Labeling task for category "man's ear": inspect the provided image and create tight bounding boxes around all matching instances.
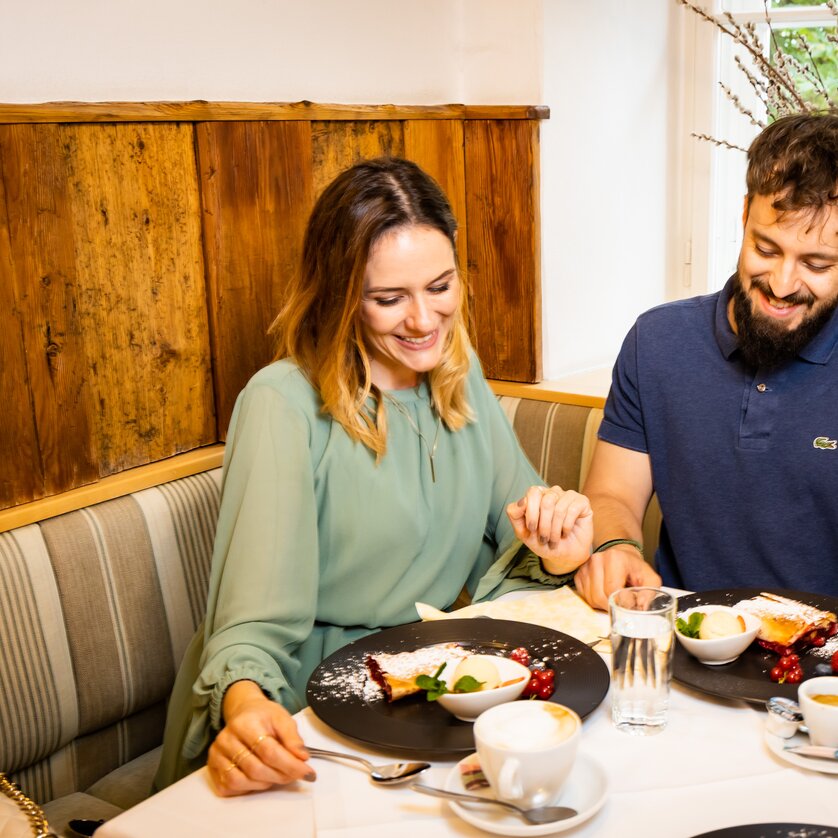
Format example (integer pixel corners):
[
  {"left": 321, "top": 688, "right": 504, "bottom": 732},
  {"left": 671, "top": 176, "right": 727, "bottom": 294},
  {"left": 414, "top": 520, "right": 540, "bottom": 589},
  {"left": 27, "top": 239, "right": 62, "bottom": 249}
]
[{"left": 742, "top": 195, "right": 750, "bottom": 226}]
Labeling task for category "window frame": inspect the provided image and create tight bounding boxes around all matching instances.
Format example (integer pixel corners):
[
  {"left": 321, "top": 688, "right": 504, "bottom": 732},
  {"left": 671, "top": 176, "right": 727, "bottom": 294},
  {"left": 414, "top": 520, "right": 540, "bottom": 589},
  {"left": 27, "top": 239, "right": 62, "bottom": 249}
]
[{"left": 679, "top": 1, "right": 837, "bottom": 296}]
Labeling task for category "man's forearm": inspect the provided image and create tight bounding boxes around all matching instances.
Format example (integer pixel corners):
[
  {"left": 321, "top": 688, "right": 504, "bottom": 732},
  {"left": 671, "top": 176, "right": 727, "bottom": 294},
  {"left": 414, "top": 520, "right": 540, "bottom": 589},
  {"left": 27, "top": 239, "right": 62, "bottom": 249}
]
[{"left": 588, "top": 492, "right": 645, "bottom": 549}]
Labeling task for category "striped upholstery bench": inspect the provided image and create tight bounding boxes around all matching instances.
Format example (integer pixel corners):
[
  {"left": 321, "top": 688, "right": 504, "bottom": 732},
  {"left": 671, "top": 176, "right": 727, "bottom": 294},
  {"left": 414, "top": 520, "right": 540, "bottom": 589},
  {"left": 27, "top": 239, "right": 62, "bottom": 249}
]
[
  {"left": 0, "top": 469, "right": 221, "bottom": 834},
  {"left": 0, "top": 391, "right": 660, "bottom": 836}
]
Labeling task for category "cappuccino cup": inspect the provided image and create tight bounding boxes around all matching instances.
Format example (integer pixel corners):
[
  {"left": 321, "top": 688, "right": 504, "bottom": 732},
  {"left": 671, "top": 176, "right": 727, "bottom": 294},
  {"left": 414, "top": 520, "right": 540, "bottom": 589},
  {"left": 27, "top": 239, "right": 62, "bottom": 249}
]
[
  {"left": 473, "top": 701, "right": 580, "bottom": 808},
  {"left": 798, "top": 676, "right": 838, "bottom": 748}
]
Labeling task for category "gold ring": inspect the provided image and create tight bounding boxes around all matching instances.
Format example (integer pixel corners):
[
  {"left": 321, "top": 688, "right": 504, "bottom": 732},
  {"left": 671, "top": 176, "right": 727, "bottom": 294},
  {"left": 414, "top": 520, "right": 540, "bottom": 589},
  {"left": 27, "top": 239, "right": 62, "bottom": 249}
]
[
  {"left": 223, "top": 760, "right": 238, "bottom": 774},
  {"left": 249, "top": 733, "right": 269, "bottom": 751},
  {"left": 230, "top": 746, "right": 251, "bottom": 767}
]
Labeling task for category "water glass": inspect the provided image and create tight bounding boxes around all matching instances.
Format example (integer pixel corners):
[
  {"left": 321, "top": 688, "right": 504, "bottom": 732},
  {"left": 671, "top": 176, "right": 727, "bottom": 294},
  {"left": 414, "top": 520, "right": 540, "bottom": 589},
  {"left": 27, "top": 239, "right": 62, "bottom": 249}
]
[{"left": 609, "top": 587, "right": 676, "bottom": 735}]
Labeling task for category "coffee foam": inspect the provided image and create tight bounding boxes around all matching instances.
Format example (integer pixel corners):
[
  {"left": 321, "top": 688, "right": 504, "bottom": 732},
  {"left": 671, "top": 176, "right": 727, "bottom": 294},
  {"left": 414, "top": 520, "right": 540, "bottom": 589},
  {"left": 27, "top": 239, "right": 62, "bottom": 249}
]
[{"left": 479, "top": 703, "right": 577, "bottom": 751}]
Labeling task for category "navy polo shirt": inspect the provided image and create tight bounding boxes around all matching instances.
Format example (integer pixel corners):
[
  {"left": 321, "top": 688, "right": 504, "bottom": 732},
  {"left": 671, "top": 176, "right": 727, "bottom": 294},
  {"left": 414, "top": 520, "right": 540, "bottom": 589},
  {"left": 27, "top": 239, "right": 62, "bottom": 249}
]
[{"left": 599, "top": 277, "right": 838, "bottom": 596}]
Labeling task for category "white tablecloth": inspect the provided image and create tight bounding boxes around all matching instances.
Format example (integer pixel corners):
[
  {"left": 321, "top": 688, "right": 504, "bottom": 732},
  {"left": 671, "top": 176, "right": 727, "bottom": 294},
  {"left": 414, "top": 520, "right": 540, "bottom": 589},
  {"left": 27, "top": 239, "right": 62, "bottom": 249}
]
[{"left": 97, "top": 671, "right": 838, "bottom": 837}]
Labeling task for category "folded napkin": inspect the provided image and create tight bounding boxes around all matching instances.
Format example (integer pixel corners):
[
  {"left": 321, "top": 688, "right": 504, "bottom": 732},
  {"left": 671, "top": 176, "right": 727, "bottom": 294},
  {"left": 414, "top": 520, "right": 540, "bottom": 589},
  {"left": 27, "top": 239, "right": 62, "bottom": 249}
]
[{"left": 415, "top": 586, "right": 609, "bottom": 648}]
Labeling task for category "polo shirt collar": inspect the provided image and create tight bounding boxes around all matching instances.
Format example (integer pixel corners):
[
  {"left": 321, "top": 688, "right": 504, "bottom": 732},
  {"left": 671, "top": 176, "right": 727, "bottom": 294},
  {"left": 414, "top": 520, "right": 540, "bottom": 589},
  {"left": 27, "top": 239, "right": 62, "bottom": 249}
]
[
  {"left": 715, "top": 274, "right": 838, "bottom": 365},
  {"left": 798, "top": 300, "right": 838, "bottom": 364},
  {"left": 714, "top": 277, "right": 739, "bottom": 361}
]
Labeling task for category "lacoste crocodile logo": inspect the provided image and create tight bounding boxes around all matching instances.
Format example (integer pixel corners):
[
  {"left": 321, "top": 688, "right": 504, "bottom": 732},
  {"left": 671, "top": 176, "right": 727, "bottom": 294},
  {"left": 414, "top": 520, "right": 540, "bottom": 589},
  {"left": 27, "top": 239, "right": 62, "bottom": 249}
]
[{"left": 813, "top": 436, "right": 837, "bottom": 450}]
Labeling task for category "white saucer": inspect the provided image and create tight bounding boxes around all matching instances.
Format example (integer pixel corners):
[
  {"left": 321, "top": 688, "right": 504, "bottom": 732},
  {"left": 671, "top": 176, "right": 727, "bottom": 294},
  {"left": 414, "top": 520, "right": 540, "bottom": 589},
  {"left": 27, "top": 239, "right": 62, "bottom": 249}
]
[
  {"left": 443, "top": 752, "right": 608, "bottom": 836},
  {"left": 764, "top": 729, "right": 838, "bottom": 775}
]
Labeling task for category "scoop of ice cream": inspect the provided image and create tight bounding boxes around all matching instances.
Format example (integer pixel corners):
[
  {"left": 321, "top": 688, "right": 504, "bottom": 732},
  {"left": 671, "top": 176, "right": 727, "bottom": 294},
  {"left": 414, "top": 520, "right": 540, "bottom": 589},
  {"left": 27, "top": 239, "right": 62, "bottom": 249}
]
[
  {"left": 699, "top": 609, "right": 746, "bottom": 640},
  {"left": 452, "top": 656, "right": 501, "bottom": 690}
]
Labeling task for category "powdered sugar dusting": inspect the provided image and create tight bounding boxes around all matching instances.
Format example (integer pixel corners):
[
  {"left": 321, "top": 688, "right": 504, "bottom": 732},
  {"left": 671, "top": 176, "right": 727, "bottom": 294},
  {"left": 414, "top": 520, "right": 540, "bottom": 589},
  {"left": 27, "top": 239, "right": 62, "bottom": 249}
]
[
  {"left": 308, "top": 637, "right": 588, "bottom": 705},
  {"left": 309, "top": 649, "right": 378, "bottom": 704},
  {"left": 810, "top": 631, "right": 838, "bottom": 660},
  {"left": 368, "top": 642, "right": 466, "bottom": 681},
  {"left": 735, "top": 592, "right": 835, "bottom": 625}
]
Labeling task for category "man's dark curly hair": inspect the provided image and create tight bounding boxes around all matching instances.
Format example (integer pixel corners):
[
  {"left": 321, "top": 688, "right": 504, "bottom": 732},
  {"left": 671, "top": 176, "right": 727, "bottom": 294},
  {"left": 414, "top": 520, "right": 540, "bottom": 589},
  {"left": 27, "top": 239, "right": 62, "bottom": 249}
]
[{"left": 746, "top": 112, "right": 838, "bottom": 218}]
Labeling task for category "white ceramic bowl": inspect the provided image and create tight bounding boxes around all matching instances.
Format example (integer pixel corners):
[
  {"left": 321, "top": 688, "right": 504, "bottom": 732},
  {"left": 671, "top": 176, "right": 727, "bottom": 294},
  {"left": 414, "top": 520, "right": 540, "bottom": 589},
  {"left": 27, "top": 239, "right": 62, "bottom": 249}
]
[
  {"left": 798, "top": 676, "right": 838, "bottom": 747},
  {"left": 436, "top": 654, "right": 531, "bottom": 721},
  {"left": 675, "top": 605, "right": 760, "bottom": 665}
]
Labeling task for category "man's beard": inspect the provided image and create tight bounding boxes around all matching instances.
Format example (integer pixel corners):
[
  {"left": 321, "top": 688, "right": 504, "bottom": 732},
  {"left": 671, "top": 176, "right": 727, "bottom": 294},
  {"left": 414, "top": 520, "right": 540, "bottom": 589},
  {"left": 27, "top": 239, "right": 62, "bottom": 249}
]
[{"left": 731, "top": 271, "right": 838, "bottom": 370}]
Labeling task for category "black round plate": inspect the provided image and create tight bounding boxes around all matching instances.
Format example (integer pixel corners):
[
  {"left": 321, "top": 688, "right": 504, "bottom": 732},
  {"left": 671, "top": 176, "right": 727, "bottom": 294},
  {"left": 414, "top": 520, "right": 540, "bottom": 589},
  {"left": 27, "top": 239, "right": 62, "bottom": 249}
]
[
  {"left": 673, "top": 588, "right": 838, "bottom": 704},
  {"left": 306, "top": 618, "right": 609, "bottom": 758},
  {"left": 691, "top": 825, "right": 838, "bottom": 838}
]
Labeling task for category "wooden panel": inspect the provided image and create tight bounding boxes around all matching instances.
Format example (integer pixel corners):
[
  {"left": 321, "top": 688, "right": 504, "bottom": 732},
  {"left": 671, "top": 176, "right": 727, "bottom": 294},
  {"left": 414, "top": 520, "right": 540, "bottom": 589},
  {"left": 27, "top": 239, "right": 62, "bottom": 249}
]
[
  {"left": 403, "top": 120, "right": 468, "bottom": 284},
  {"left": 0, "top": 143, "right": 42, "bottom": 505},
  {"left": 0, "top": 445, "right": 224, "bottom": 533},
  {"left": 0, "top": 105, "right": 548, "bottom": 513},
  {"left": 0, "top": 124, "right": 97, "bottom": 506},
  {"left": 311, "top": 121, "right": 405, "bottom": 198},
  {"left": 0, "top": 102, "right": 550, "bottom": 125},
  {"left": 465, "top": 120, "right": 542, "bottom": 382},
  {"left": 197, "top": 121, "right": 315, "bottom": 436},
  {"left": 489, "top": 380, "right": 605, "bottom": 410},
  {"left": 61, "top": 123, "right": 215, "bottom": 474}
]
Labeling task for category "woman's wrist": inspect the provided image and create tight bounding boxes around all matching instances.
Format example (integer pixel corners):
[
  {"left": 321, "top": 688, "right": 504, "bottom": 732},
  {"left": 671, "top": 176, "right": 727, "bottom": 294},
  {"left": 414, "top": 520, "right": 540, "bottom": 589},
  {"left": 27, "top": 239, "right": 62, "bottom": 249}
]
[{"left": 222, "top": 679, "right": 264, "bottom": 723}]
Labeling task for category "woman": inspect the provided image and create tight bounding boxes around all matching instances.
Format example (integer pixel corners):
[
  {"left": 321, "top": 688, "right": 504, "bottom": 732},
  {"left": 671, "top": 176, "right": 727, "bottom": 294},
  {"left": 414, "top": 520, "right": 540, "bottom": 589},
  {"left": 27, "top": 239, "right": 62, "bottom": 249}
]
[{"left": 153, "top": 157, "right": 593, "bottom": 795}]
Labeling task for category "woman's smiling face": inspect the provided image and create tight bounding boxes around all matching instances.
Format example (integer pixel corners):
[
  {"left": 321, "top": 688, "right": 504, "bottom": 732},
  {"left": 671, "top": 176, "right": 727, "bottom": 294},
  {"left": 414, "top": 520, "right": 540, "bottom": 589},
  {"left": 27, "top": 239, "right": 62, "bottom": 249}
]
[{"left": 360, "top": 224, "right": 460, "bottom": 390}]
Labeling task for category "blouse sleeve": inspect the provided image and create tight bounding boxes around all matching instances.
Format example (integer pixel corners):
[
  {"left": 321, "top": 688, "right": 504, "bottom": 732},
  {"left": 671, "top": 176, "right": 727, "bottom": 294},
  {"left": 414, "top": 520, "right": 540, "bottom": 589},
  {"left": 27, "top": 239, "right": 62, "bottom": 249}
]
[
  {"left": 465, "top": 364, "right": 576, "bottom": 602},
  {"left": 182, "top": 376, "right": 320, "bottom": 759}
]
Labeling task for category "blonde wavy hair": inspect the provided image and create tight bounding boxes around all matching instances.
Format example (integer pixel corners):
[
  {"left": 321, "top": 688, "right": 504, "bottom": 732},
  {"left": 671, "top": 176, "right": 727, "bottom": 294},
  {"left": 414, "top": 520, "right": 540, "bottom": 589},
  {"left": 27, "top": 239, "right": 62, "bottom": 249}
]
[{"left": 271, "top": 157, "right": 474, "bottom": 458}]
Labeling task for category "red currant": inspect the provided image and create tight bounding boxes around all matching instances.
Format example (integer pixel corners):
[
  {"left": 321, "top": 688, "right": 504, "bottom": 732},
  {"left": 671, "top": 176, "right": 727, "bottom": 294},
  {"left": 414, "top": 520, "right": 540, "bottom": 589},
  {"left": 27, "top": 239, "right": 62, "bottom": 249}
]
[
  {"left": 509, "top": 647, "right": 531, "bottom": 667},
  {"left": 811, "top": 636, "right": 826, "bottom": 648},
  {"left": 769, "top": 665, "right": 785, "bottom": 683},
  {"left": 522, "top": 675, "right": 540, "bottom": 697},
  {"left": 831, "top": 650, "right": 838, "bottom": 673},
  {"left": 534, "top": 668, "right": 555, "bottom": 685},
  {"left": 778, "top": 654, "right": 799, "bottom": 671},
  {"left": 785, "top": 667, "right": 803, "bottom": 684},
  {"left": 536, "top": 682, "right": 555, "bottom": 700}
]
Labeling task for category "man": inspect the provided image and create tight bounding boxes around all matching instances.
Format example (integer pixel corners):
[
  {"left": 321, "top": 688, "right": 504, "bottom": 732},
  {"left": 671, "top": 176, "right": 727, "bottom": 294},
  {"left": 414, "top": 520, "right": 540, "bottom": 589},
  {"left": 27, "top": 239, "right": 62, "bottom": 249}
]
[{"left": 574, "top": 112, "right": 838, "bottom": 609}]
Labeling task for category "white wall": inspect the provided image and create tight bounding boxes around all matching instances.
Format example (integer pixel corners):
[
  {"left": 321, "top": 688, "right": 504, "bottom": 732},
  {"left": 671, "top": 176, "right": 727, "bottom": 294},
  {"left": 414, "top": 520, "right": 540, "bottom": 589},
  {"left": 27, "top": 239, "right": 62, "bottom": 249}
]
[
  {"left": 0, "top": 0, "right": 541, "bottom": 105},
  {"left": 0, "top": 0, "right": 682, "bottom": 383},
  {"left": 540, "top": 0, "right": 682, "bottom": 378}
]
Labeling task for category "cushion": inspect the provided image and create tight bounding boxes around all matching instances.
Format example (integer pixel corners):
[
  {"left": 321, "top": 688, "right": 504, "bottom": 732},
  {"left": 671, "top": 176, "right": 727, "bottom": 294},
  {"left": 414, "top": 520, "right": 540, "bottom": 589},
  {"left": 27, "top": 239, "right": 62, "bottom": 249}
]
[
  {"left": 84, "top": 747, "right": 161, "bottom": 811},
  {"left": 1, "top": 470, "right": 220, "bottom": 802}
]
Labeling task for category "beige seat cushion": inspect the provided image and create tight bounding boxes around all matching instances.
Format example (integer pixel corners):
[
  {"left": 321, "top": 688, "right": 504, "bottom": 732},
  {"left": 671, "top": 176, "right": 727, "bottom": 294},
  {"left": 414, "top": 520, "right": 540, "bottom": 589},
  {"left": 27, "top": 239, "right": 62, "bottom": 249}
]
[
  {"left": 40, "top": 747, "right": 161, "bottom": 837},
  {"left": 85, "top": 746, "right": 162, "bottom": 811}
]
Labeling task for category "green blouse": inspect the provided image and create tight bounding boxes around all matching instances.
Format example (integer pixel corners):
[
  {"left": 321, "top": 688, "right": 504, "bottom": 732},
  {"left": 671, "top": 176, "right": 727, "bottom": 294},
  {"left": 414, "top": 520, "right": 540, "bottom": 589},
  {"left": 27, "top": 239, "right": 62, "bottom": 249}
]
[{"left": 154, "top": 354, "right": 571, "bottom": 788}]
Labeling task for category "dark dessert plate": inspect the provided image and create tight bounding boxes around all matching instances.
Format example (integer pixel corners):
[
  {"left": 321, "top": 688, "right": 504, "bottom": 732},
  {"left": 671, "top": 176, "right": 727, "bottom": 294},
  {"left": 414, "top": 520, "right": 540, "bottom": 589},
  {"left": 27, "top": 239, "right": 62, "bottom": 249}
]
[
  {"left": 306, "top": 618, "right": 609, "bottom": 757},
  {"left": 690, "top": 825, "right": 838, "bottom": 838},
  {"left": 673, "top": 588, "right": 838, "bottom": 704}
]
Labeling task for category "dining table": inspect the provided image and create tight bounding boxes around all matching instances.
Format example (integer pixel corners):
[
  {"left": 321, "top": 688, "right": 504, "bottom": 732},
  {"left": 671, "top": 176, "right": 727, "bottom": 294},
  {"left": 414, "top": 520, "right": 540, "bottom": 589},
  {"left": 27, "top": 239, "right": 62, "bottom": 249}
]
[{"left": 96, "top": 588, "right": 838, "bottom": 838}]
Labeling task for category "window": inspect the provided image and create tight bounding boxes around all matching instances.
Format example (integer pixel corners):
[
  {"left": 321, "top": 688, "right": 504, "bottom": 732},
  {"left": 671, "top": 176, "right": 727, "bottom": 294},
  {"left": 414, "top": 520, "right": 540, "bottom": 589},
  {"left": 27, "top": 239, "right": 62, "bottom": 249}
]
[{"left": 681, "top": 1, "right": 837, "bottom": 294}]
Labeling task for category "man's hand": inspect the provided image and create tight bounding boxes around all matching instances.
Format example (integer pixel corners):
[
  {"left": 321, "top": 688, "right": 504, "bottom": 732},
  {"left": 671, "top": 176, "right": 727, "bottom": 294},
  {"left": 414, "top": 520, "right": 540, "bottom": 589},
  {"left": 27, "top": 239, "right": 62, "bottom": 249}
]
[
  {"left": 573, "top": 544, "right": 661, "bottom": 611},
  {"left": 506, "top": 485, "right": 594, "bottom": 575}
]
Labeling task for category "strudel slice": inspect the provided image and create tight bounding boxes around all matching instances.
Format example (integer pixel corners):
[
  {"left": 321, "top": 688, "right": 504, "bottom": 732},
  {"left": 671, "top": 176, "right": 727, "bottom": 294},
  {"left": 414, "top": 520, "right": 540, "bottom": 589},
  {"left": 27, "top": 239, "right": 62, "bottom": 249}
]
[
  {"left": 366, "top": 642, "right": 468, "bottom": 701},
  {"left": 733, "top": 592, "right": 837, "bottom": 654}
]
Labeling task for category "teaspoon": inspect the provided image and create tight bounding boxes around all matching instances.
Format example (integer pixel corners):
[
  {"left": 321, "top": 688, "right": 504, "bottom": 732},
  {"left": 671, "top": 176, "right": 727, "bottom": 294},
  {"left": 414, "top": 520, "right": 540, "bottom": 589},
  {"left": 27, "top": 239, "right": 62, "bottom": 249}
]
[
  {"left": 411, "top": 782, "right": 578, "bottom": 825},
  {"left": 307, "top": 746, "right": 430, "bottom": 784}
]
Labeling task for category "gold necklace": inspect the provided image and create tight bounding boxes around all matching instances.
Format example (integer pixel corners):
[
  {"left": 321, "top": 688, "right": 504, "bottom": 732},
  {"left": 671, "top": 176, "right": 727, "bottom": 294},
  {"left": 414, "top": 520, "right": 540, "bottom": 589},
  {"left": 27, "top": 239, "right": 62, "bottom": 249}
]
[{"left": 386, "top": 395, "right": 442, "bottom": 482}]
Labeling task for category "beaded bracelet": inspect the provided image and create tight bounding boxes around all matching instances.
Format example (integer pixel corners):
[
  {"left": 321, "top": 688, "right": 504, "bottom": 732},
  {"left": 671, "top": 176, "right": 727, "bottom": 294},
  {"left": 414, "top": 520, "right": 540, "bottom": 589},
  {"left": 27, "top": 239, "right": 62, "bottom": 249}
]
[{"left": 592, "top": 538, "right": 644, "bottom": 557}]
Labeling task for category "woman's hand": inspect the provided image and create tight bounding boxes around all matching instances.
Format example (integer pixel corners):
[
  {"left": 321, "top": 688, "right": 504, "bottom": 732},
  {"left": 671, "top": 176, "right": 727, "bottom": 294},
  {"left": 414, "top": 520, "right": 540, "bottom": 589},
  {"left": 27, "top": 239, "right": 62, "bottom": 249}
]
[
  {"left": 208, "top": 680, "right": 315, "bottom": 796},
  {"left": 506, "top": 485, "right": 594, "bottom": 575}
]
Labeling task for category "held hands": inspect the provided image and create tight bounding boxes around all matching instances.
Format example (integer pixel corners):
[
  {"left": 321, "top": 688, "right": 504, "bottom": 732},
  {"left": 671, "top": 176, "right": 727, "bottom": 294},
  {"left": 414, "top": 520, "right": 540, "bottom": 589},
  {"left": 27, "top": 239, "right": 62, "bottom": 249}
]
[
  {"left": 209, "top": 680, "right": 314, "bottom": 796},
  {"left": 573, "top": 544, "right": 661, "bottom": 611},
  {"left": 506, "top": 485, "right": 594, "bottom": 575}
]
